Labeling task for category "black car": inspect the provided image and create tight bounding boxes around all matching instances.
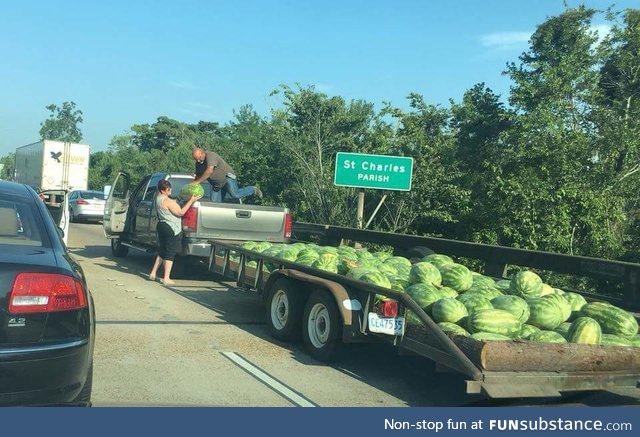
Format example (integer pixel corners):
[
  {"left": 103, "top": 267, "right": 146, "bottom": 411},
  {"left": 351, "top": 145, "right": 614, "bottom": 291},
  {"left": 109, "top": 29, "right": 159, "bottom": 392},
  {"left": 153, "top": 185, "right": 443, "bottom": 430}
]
[{"left": 0, "top": 181, "right": 95, "bottom": 406}]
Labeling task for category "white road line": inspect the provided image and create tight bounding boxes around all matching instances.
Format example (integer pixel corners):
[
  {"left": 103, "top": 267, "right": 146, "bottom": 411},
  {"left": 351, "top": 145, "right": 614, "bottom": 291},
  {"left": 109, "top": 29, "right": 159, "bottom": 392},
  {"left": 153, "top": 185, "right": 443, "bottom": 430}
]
[{"left": 221, "top": 352, "right": 317, "bottom": 407}]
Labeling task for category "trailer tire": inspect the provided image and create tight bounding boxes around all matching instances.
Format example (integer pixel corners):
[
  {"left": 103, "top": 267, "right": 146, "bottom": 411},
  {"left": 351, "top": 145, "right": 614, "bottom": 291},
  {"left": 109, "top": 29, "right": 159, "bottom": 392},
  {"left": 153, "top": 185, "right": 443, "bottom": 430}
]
[
  {"left": 111, "top": 238, "right": 129, "bottom": 257},
  {"left": 266, "top": 278, "right": 305, "bottom": 342},
  {"left": 406, "top": 246, "right": 435, "bottom": 263},
  {"left": 302, "top": 289, "right": 342, "bottom": 362}
]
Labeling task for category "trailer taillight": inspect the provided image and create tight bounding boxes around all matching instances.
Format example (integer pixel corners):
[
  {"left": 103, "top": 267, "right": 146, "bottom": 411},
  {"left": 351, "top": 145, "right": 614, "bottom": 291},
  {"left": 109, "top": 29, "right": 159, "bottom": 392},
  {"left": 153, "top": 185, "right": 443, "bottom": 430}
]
[
  {"left": 182, "top": 206, "right": 198, "bottom": 233},
  {"left": 377, "top": 300, "right": 398, "bottom": 318},
  {"left": 284, "top": 213, "right": 292, "bottom": 239}
]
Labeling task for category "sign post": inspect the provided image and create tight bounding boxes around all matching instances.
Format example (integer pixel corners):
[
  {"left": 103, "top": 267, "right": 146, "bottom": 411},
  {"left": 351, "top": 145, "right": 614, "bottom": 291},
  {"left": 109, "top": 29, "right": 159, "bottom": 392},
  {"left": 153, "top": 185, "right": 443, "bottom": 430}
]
[{"left": 334, "top": 152, "right": 414, "bottom": 229}]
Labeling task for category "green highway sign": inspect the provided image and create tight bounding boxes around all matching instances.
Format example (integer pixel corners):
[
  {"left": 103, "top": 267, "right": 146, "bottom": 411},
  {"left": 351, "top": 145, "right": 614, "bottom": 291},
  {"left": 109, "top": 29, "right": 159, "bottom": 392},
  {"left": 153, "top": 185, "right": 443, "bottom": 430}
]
[{"left": 334, "top": 152, "right": 414, "bottom": 191}]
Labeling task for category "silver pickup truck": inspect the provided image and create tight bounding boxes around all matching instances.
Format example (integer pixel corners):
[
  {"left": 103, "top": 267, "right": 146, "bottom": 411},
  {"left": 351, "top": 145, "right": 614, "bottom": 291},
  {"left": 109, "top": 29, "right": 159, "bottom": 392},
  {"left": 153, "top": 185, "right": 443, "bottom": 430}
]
[{"left": 103, "top": 171, "right": 291, "bottom": 260}]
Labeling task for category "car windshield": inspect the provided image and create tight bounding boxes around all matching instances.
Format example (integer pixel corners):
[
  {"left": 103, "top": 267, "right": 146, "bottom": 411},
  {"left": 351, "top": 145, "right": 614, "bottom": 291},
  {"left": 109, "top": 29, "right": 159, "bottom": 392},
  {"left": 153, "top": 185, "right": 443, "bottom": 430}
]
[
  {"left": 0, "top": 198, "right": 44, "bottom": 247},
  {"left": 80, "top": 191, "right": 107, "bottom": 200}
]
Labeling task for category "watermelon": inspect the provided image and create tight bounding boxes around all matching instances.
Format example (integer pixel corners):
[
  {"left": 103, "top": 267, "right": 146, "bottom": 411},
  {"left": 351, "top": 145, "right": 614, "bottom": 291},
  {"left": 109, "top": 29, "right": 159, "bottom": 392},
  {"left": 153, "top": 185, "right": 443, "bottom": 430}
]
[
  {"left": 346, "top": 266, "right": 377, "bottom": 280},
  {"left": 278, "top": 249, "right": 299, "bottom": 262},
  {"left": 568, "top": 317, "right": 602, "bottom": 344},
  {"left": 297, "top": 249, "right": 319, "bottom": 261},
  {"left": 457, "top": 294, "right": 493, "bottom": 314},
  {"left": 296, "top": 256, "right": 317, "bottom": 267},
  {"left": 467, "top": 309, "right": 522, "bottom": 337},
  {"left": 463, "top": 286, "right": 503, "bottom": 301},
  {"left": 179, "top": 183, "right": 205, "bottom": 201},
  {"left": 409, "top": 262, "right": 442, "bottom": 286},
  {"left": 376, "top": 263, "right": 398, "bottom": 276},
  {"left": 553, "top": 322, "right": 572, "bottom": 338},
  {"left": 471, "top": 332, "right": 512, "bottom": 341},
  {"left": 311, "top": 258, "right": 338, "bottom": 274},
  {"left": 317, "top": 246, "right": 339, "bottom": 254},
  {"left": 389, "top": 276, "right": 409, "bottom": 292},
  {"left": 495, "top": 279, "right": 512, "bottom": 291},
  {"left": 509, "top": 271, "right": 544, "bottom": 298},
  {"left": 440, "top": 263, "right": 473, "bottom": 291},
  {"left": 438, "top": 322, "right": 470, "bottom": 337},
  {"left": 372, "top": 251, "right": 392, "bottom": 261},
  {"left": 384, "top": 256, "right": 412, "bottom": 268},
  {"left": 471, "top": 274, "right": 496, "bottom": 288},
  {"left": 553, "top": 288, "right": 565, "bottom": 295},
  {"left": 529, "top": 330, "right": 567, "bottom": 344},
  {"left": 406, "top": 310, "right": 422, "bottom": 326},
  {"left": 490, "top": 295, "right": 530, "bottom": 324},
  {"left": 540, "top": 284, "right": 555, "bottom": 296},
  {"left": 518, "top": 324, "right": 541, "bottom": 340},
  {"left": 432, "top": 298, "right": 468, "bottom": 324},
  {"left": 359, "top": 271, "right": 391, "bottom": 289},
  {"left": 394, "top": 264, "right": 411, "bottom": 279},
  {"left": 405, "top": 283, "right": 443, "bottom": 311},
  {"left": 630, "top": 336, "right": 640, "bottom": 348},
  {"left": 563, "top": 292, "right": 587, "bottom": 312},
  {"left": 241, "top": 241, "right": 257, "bottom": 250},
  {"left": 253, "top": 242, "right": 273, "bottom": 252},
  {"left": 423, "top": 254, "right": 454, "bottom": 270},
  {"left": 601, "top": 334, "right": 633, "bottom": 347},
  {"left": 438, "top": 286, "right": 459, "bottom": 298},
  {"left": 543, "top": 293, "right": 572, "bottom": 322},
  {"left": 578, "top": 302, "right": 639, "bottom": 338},
  {"left": 526, "top": 297, "right": 565, "bottom": 330}
]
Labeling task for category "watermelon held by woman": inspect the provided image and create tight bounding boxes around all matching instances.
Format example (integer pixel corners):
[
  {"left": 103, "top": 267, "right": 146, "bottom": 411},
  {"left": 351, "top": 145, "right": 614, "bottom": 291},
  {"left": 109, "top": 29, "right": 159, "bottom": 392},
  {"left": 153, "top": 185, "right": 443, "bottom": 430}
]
[{"left": 180, "top": 183, "right": 205, "bottom": 201}]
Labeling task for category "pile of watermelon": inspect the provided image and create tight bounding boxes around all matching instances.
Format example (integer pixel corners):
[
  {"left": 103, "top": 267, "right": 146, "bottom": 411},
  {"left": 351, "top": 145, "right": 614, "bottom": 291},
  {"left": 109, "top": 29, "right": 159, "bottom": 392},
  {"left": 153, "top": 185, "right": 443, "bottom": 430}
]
[{"left": 235, "top": 241, "right": 640, "bottom": 348}]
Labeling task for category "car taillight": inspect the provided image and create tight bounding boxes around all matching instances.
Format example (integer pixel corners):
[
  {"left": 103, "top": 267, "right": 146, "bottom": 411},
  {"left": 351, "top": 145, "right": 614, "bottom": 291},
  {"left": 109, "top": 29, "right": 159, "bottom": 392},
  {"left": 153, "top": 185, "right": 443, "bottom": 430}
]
[
  {"left": 377, "top": 300, "right": 398, "bottom": 318},
  {"left": 183, "top": 206, "right": 198, "bottom": 233},
  {"left": 284, "top": 213, "right": 292, "bottom": 239},
  {"left": 9, "top": 273, "right": 87, "bottom": 314},
  {"left": 76, "top": 199, "right": 89, "bottom": 205}
]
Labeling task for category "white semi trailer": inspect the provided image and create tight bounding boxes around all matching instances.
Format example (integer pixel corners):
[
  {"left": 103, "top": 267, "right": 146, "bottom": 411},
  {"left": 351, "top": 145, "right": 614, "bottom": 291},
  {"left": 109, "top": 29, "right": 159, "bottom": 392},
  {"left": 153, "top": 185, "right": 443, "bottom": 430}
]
[{"left": 14, "top": 140, "right": 90, "bottom": 191}]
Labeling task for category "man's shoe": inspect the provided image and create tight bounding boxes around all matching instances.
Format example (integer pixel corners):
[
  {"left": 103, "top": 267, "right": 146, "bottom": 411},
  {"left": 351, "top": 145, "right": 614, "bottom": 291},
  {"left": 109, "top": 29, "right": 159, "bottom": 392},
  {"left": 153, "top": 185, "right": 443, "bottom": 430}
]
[{"left": 255, "top": 187, "right": 263, "bottom": 199}]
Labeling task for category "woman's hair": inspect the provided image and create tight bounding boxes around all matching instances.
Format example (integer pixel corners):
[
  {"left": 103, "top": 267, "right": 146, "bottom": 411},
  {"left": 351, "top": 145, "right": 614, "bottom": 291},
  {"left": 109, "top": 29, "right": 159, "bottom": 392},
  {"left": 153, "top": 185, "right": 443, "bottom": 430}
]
[{"left": 157, "top": 179, "right": 172, "bottom": 193}]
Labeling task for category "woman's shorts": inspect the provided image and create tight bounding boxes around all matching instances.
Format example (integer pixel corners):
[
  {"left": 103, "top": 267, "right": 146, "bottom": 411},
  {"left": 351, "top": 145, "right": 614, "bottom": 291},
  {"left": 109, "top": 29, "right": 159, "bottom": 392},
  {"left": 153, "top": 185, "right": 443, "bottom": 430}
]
[{"left": 157, "top": 221, "right": 182, "bottom": 261}]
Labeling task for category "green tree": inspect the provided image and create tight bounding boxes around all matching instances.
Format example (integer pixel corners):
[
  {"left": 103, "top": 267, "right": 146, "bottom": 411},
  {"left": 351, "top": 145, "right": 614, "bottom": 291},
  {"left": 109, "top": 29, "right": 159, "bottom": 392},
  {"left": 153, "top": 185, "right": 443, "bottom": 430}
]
[
  {"left": 39, "top": 101, "right": 84, "bottom": 142},
  {"left": 0, "top": 153, "right": 15, "bottom": 180}
]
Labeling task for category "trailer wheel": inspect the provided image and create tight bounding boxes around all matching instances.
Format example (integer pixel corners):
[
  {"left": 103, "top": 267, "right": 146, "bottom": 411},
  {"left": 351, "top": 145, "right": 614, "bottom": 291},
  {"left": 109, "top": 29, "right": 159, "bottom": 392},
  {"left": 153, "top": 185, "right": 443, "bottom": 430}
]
[
  {"left": 266, "top": 278, "right": 304, "bottom": 341},
  {"left": 111, "top": 238, "right": 129, "bottom": 257},
  {"left": 406, "top": 246, "right": 435, "bottom": 263},
  {"left": 302, "top": 289, "right": 342, "bottom": 362}
]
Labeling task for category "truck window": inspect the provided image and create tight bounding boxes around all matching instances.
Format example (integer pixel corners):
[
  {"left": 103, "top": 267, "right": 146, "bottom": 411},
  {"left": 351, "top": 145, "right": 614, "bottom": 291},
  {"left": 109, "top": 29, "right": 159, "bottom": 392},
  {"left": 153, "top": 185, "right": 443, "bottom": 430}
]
[
  {"left": 130, "top": 177, "right": 150, "bottom": 205},
  {"left": 143, "top": 185, "right": 156, "bottom": 202},
  {"left": 113, "top": 175, "right": 129, "bottom": 198},
  {"left": 168, "top": 179, "right": 211, "bottom": 200}
]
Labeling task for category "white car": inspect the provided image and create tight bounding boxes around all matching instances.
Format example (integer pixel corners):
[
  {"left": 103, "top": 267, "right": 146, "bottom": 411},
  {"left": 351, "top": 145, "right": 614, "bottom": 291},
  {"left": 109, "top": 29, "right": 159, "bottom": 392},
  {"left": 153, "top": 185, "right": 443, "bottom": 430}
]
[{"left": 69, "top": 190, "right": 106, "bottom": 223}]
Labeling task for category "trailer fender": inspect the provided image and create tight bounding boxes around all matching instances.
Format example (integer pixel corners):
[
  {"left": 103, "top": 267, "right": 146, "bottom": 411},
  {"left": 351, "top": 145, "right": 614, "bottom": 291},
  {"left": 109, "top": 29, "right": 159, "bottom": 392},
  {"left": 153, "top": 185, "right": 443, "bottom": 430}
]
[{"left": 264, "top": 270, "right": 365, "bottom": 342}]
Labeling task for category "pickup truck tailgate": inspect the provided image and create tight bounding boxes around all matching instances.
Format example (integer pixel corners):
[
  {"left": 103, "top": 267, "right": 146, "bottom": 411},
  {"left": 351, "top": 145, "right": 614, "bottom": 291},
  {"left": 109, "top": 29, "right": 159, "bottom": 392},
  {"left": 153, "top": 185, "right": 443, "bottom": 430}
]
[{"left": 195, "top": 201, "right": 289, "bottom": 242}]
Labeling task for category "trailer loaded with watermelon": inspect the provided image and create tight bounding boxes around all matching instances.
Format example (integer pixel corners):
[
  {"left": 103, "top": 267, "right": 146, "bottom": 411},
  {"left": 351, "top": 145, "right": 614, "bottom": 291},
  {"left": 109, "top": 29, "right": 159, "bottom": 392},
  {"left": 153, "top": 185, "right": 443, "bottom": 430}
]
[{"left": 206, "top": 222, "right": 640, "bottom": 399}]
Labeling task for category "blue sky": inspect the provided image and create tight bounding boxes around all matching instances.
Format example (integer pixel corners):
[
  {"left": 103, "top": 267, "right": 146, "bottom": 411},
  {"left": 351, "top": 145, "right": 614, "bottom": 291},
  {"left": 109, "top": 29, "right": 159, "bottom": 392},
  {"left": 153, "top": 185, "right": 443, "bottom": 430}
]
[{"left": 0, "top": 0, "right": 636, "bottom": 156}]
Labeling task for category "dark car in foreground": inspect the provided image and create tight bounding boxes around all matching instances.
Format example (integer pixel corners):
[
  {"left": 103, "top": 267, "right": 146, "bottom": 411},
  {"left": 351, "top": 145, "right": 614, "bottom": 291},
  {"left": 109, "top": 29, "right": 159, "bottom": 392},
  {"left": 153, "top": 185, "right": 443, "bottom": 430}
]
[{"left": 0, "top": 180, "right": 95, "bottom": 406}]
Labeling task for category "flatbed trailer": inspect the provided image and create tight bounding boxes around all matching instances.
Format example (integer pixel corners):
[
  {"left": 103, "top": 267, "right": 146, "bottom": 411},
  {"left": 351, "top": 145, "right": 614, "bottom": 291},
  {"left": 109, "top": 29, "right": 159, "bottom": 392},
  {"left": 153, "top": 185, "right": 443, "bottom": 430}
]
[{"left": 205, "top": 223, "right": 640, "bottom": 399}]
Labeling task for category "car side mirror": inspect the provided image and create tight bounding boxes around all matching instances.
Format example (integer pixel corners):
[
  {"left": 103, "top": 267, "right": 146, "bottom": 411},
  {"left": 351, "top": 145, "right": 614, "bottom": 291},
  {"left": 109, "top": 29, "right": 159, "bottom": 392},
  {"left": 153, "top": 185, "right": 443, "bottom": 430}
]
[{"left": 56, "top": 226, "right": 65, "bottom": 240}]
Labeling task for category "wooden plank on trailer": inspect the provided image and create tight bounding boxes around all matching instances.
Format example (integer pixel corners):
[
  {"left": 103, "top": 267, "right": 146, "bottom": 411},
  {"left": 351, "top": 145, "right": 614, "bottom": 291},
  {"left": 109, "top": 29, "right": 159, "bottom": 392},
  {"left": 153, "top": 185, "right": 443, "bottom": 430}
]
[{"left": 453, "top": 336, "right": 640, "bottom": 372}]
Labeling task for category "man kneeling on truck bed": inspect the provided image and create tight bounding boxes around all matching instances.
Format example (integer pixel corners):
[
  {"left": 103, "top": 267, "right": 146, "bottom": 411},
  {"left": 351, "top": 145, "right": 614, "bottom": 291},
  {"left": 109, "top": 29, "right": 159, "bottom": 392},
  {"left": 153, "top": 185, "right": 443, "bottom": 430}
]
[{"left": 191, "top": 146, "right": 263, "bottom": 202}]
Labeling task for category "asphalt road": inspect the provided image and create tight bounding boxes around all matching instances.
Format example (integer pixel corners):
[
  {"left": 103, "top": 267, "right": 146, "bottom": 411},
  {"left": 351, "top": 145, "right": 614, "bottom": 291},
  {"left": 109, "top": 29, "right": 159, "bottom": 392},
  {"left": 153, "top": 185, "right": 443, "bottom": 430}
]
[{"left": 67, "top": 223, "right": 640, "bottom": 407}]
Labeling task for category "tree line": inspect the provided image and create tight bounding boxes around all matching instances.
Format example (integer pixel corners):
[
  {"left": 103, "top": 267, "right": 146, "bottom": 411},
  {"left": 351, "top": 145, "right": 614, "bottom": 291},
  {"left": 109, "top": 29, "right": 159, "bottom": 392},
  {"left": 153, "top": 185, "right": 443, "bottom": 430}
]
[{"left": 2, "top": 6, "right": 639, "bottom": 289}]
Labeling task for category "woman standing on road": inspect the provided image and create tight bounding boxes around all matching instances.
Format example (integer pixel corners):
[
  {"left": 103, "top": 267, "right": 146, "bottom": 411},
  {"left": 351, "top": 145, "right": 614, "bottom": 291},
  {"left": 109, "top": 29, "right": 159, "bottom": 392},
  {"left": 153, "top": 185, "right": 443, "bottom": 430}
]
[{"left": 149, "top": 179, "right": 201, "bottom": 285}]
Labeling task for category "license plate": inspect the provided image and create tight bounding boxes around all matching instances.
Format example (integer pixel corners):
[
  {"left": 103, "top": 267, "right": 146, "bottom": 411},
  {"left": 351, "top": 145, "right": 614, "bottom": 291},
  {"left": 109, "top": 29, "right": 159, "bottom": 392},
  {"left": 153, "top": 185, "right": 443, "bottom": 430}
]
[{"left": 368, "top": 313, "right": 405, "bottom": 336}]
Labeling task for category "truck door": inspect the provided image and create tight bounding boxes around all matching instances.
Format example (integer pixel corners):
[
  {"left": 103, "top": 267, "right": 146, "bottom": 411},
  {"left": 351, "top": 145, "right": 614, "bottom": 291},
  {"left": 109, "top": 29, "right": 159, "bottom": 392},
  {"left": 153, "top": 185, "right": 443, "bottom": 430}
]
[
  {"left": 39, "top": 189, "right": 69, "bottom": 246},
  {"left": 103, "top": 172, "right": 130, "bottom": 237}
]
